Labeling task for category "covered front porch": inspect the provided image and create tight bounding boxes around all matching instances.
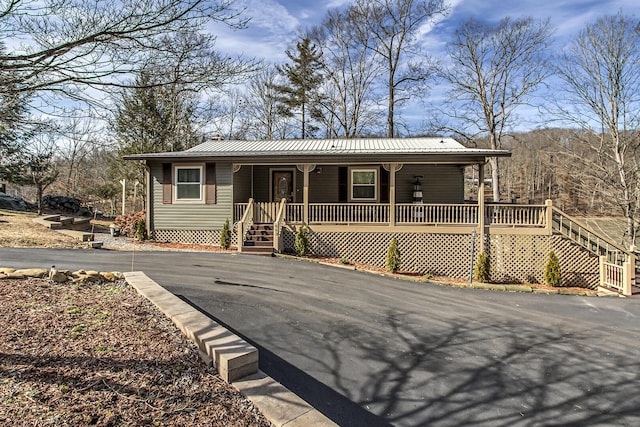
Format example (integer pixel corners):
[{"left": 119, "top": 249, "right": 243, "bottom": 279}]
[{"left": 232, "top": 161, "right": 552, "bottom": 253}]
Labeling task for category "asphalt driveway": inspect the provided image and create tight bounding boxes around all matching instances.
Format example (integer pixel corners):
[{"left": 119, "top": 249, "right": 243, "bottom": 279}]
[{"left": 2, "top": 247, "right": 640, "bottom": 426}]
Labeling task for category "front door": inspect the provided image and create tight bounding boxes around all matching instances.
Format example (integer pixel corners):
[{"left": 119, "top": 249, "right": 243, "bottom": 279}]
[{"left": 272, "top": 170, "right": 294, "bottom": 202}]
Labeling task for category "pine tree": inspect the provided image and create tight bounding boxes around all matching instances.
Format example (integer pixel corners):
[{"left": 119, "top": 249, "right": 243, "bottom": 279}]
[
  {"left": 386, "top": 237, "right": 401, "bottom": 273},
  {"left": 544, "top": 251, "right": 561, "bottom": 287},
  {"left": 271, "top": 37, "right": 324, "bottom": 139}
]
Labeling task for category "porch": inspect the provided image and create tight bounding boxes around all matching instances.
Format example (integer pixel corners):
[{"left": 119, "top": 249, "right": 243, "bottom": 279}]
[{"left": 234, "top": 199, "right": 637, "bottom": 296}]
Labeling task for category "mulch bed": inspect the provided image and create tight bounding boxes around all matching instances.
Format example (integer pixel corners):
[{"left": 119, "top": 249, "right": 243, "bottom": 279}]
[{"left": 0, "top": 278, "right": 270, "bottom": 426}]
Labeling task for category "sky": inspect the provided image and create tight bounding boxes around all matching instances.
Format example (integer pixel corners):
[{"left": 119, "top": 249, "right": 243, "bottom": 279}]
[
  {"left": 212, "top": 0, "right": 639, "bottom": 62},
  {"left": 206, "top": 0, "right": 638, "bottom": 133}
]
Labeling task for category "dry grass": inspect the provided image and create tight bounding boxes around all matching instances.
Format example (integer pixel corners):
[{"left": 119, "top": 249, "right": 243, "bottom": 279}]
[{"left": 0, "top": 210, "right": 88, "bottom": 249}]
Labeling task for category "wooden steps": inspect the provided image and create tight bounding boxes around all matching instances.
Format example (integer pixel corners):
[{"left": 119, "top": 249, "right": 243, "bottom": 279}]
[{"left": 241, "top": 224, "right": 274, "bottom": 256}]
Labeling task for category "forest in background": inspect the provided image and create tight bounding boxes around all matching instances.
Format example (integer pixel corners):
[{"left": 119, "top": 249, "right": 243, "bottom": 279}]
[{"left": 1, "top": 0, "right": 638, "bottom": 241}]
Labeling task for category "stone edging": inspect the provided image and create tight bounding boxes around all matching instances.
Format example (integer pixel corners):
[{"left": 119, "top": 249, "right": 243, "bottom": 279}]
[
  {"left": 273, "top": 254, "right": 617, "bottom": 297},
  {"left": 0, "top": 267, "right": 122, "bottom": 283},
  {"left": 123, "top": 271, "right": 337, "bottom": 427}
]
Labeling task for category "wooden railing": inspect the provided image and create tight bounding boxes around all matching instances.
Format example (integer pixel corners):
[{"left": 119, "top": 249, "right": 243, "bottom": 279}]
[
  {"left": 234, "top": 203, "right": 248, "bottom": 222},
  {"left": 308, "top": 203, "right": 389, "bottom": 224},
  {"left": 286, "top": 203, "right": 304, "bottom": 224},
  {"left": 236, "top": 198, "right": 254, "bottom": 252},
  {"left": 273, "top": 198, "right": 287, "bottom": 253},
  {"left": 551, "top": 207, "right": 628, "bottom": 262},
  {"left": 396, "top": 204, "right": 478, "bottom": 225},
  {"left": 254, "top": 202, "right": 280, "bottom": 223},
  {"left": 486, "top": 204, "right": 546, "bottom": 227},
  {"left": 600, "top": 256, "right": 634, "bottom": 296}
]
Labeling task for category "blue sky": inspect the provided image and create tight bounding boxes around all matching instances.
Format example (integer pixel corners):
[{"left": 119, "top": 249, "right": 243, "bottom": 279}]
[
  {"left": 207, "top": 0, "right": 638, "bottom": 132},
  {"left": 212, "top": 0, "right": 639, "bottom": 62}
]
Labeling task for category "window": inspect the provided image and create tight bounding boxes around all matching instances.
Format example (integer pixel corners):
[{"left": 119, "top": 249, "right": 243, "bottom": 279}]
[
  {"left": 175, "top": 166, "right": 203, "bottom": 201},
  {"left": 351, "top": 168, "right": 377, "bottom": 201}
]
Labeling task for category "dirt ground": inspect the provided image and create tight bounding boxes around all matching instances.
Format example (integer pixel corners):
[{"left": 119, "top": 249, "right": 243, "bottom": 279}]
[
  {"left": 0, "top": 277, "right": 270, "bottom": 426},
  {"left": 0, "top": 210, "right": 270, "bottom": 425}
]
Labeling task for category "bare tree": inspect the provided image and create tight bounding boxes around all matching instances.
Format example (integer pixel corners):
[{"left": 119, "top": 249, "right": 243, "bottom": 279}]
[
  {"left": 442, "top": 17, "right": 552, "bottom": 201},
  {"left": 243, "top": 68, "right": 293, "bottom": 140},
  {"left": 0, "top": 0, "right": 247, "bottom": 97},
  {"left": 554, "top": 12, "right": 640, "bottom": 245},
  {"left": 351, "top": 0, "right": 448, "bottom": 137},
  {"left": 311, "top": 6, "right": 383, "bottom": 137},
  {"left": 1, "top": 129, "right": 59, "bottom": 214},
  {"left": 56, "top": 117, "right": 103, "bottom": 197}
]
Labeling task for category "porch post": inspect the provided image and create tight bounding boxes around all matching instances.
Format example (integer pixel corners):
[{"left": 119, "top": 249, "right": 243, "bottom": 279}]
[
  {"left": 303, "top": 164, "right": 309, "bottom": 224},
  {"left": 477, "top": 163, "right": 486, "bottom": 254},
  {"left": 389, "top": 163, "right": 396, "bottom": 227}
]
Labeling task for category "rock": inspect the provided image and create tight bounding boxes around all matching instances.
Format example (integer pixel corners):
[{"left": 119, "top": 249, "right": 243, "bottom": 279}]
[
  {"left": 6, "top": 272, "right": 26, "bottom": 279},
  {"left": 0, "top": 194, "right": 32, "bottom": 211},
  {"left": 73, "top": 274, "right": 100, "bottom": 283},
  {"left": 99, "top": 272, "right": 116, "bottom": 282},
  {"left": 14, "top": 268, "right": 48, "bottom": 279},
  {"left": 0, "top": 268, "right": 16, "bottom": 274},
  {"left": 50, "top": 271, "right": 69, "bottom": 283}
]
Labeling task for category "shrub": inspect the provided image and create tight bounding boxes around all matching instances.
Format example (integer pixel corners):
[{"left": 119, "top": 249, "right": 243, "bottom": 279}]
[
  {"left": 386, "top": 237, "right": 401, "bottom": 273},
  {"left": 295, "top": 226, "right": 310, "bottom": 256},
  {"left": 114, "top": 210, "right": 145, "bottom": 238},
  {"left": 220, "top": 218, "right": 231, "bottom": 250},
  {"left": 474, "top": 252, "right": 490, "bottom": 282},
  {"left": 136, "top": 219, "right": 148, "bottom": 241},
  {"left": 544, "top": 251, "right": 562, "bottom": 287},
  {"left": 339, "top": 257, "right": 351, "bottom": 265},
  {"left": 423, "top": 273, "right": 433, "bottom": 280}
]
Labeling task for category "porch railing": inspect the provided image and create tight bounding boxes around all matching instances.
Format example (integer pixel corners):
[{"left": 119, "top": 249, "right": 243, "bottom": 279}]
[
  {"left": 254, "top": 202, "right": 280, "bottom": 223},
  {"left": 286, "top": 203, "right": 304, "bottom": 223},
  {"left": 234, "top": 202, "right": 550, "bottom": 227},
  {"left": 600, "top": 256, "right": 634, "bottom": 296},
  {"left": 486, "top": 204, "right": 546, "bottom": 227},
  {"left": 308, "top": 203, "right": 390, "bottom": 224},
  {"left": 396, "top": 204, "right": 478, "bottom": 225},
  {"left": 234, "top": 203, "right": 248, "bottom": 223}
]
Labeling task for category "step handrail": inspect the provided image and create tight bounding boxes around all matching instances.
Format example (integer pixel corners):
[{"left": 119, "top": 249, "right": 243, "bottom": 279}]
[
  {"left": 551, "top": 206, "right": 630, "bottom": 261},
  {"left": 237, "top": 198, "right": 254, "bottom": 252},
  {"left": 273, "top": 198, "right": 287, "bottom": 253}
]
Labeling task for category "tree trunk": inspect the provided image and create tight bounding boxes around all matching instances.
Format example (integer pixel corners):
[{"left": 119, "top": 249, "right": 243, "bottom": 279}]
[
  {"left": 36, "top": 184, "right": 43, "bottom": 216},
  {"left": 387, "top": 73, "right": 394, "bottom": 138}
]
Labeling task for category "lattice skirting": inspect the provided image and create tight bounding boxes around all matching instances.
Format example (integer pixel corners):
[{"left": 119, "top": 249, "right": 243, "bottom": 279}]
[
  {"left": 283, "top": 228, "right": 474, "bottom": 278},
  {"left": 153, "top": 229, "right": 238, "bottom": 247},
  {"left": 283, "top": 227, "right": 600, "bottom": 288}
]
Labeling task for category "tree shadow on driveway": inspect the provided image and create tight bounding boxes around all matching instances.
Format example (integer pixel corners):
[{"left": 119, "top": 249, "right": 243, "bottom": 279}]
[{"left": 183, "top": 296, "right": 640, "bottom": 427}]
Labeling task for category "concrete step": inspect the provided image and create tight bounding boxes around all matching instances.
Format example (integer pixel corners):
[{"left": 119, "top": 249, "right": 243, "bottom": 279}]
[
  {"left": 55, "top": 229, "right": 94, "bottom": 242},
  {"left": 241, "top": 246, "right": 273, "bottom": 256},
  {"left": 244, "top": 240, "right": 273, "bottom": 247}
]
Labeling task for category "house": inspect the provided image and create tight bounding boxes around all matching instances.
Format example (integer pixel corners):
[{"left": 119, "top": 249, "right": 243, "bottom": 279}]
[{"left": 125, "top": 137, "right": 636, "bottom": 295}]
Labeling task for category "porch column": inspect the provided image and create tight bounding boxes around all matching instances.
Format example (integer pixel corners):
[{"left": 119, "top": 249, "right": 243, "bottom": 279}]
[
  {"left": 389, "top": 162, "right": 396, "bottom": 227},
  {"left": 303, "top": 164, "right": 309, "bottom": 224},
  {"left": 477, "top": 163, "right": 486, "bottom": 254}
]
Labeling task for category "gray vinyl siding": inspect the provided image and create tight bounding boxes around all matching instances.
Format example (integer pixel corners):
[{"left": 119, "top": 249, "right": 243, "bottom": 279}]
[
  {"left": 309, "top": 165, "right": 339, "bottom": 202},
  {"left": 150, "top": 161, "right": 233, "bottom": 229},
  {"left": 395, "top": 165, "right": 464, "bottom": 203},
  {"left": 233, "top": 165, "right": 252, "bottom": 203}
]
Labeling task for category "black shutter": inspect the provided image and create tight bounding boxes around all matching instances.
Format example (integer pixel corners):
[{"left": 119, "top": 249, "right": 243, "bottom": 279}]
[{"left": 380, "top": 167, "right": 389, "bottom": 203}]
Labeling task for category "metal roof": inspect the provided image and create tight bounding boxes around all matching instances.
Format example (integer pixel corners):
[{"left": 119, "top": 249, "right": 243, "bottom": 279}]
[{"left": 124, "top": 137, "right": 511, "bottom": 160}]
